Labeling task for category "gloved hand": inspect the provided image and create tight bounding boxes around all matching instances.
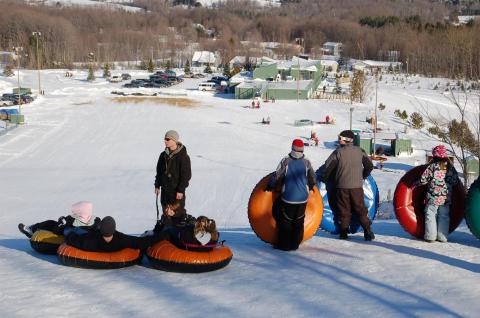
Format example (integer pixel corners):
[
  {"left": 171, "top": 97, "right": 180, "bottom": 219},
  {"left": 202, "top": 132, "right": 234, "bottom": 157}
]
[{"left": 57, "top": 216, "right": 67, "bottom": 226}]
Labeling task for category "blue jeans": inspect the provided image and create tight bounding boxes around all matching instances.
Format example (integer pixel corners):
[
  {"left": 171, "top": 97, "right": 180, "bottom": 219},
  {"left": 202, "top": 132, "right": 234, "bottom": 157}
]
[{"left": 424, "top": 204, "right": 449, "bottom": 242}]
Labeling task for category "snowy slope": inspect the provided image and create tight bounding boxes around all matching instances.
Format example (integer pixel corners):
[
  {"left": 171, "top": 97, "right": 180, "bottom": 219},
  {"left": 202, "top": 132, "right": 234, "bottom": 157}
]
[{"left": 0, "top": 70, "right": 479, "bottom": 317}]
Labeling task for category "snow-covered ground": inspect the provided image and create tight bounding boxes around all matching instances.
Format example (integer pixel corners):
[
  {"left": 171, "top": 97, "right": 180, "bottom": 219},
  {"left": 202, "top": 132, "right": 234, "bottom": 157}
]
[{"left": 0, "top": 70, "right": 479, "bottom": 317}]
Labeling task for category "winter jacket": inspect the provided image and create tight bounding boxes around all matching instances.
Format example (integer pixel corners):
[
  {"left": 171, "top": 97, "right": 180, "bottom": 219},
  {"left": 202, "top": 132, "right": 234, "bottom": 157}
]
[
  {"left": 321, "top": 143, "right": 373, "bottom": 189},
  {"left": 419, "top": 162, "right": 459, "bottom": 206},
  {"left": 65, "top": 229, "right": 168, "bottom": 252},
  {"left": 154, "top": 143, "right": 192, "bottom": 202},
  {"left": 267, "top": 154, "right": 316, "bottom": 204}
]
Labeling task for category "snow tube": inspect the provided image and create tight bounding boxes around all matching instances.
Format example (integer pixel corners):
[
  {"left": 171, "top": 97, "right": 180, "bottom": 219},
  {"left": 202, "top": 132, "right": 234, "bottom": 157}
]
[
  {"left": 146, "top": 240, "right": 233, "bottom": 273},
  {"left": 248, "top": 173, "right": 323, "bottom": 244},
  {"left": 393, "top": 165, "right": 465, "bottom": 238},
  {"left": 30, "top": 230, "right": 64, "bottom": 255},
  {"left": 57, "top": 244, "right": 142, "bottom": 269},
  {"left": 316, "top": 168, "right": 379, "bottom": 234},
  {"left": 465, "top": 177, "right": 480, "bottom": 239}
]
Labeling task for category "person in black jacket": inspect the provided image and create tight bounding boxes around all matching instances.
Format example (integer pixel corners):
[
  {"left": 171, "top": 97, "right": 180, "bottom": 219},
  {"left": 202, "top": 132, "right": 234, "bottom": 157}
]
[
  {"left": 65, "top": 216, "right": 168, "bottom": 252},
  {"left": 154, "top": 130, "right": 192, "bottom": 227}
]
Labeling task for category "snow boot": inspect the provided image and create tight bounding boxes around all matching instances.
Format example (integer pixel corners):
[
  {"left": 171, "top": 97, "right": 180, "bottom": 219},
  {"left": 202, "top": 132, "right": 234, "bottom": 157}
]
[
  {"left": 18, "top": 223, "right": 33, "bottom": 238},
  {"left": 364, "top": 229, "right": 375, "bottom": 241},
  {"left": 339, "top": 230, "right": 348, "bottom": 240}
]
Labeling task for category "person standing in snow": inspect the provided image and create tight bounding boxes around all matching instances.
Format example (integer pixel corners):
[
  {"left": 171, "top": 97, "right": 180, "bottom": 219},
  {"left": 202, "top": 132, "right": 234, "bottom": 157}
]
[
  {"left": 320, "top": 130, "right": 375, "bottom": 241},
  {"left": 417, "top": 145, "right": 459, "bottom": 243},
  {"left": 265, "top": 139, "right": 316, "bottom": 251},
  {"left": 154, "top": 130, "right": 192, "bottom": 228}
]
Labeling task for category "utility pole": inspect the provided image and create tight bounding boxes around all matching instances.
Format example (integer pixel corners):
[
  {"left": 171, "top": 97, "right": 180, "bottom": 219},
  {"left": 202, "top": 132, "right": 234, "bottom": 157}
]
[
  {"left": 373, "top": 68, "right": 379, "bottom": 156},
  {"left": 32, "top": 32, "right": 42, "bottom": 95},
  {"left": 13, "top": 46, "right": 23, "bottom": 114}
]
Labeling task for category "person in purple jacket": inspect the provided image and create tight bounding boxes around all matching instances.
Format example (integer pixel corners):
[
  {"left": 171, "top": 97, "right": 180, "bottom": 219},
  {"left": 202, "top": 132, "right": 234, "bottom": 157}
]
[{"left": 265, "top": 139, "right": 316, "bottom": 251}]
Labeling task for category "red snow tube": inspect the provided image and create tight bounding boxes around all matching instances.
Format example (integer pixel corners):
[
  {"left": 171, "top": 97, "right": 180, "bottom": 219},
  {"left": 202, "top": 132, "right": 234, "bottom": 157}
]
[
  {"left": 57, "top": 244, "right": 142, "bottom": 269},
  {"left": 393, "top": 165, "right": 465, "bottom": 238},
  {"left": 248, "top": 173, "right": 323, "bottom": 244}
]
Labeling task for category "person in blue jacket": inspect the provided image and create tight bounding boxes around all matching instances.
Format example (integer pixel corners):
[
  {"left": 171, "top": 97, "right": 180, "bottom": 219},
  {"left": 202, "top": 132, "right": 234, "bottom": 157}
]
[{"left": 265, "top": 139, "right": 316, "bottom": 251}]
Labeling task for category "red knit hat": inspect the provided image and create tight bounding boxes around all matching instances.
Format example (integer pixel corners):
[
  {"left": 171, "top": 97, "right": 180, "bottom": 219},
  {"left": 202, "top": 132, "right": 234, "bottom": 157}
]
[
  {"left": 432, "top": 145, "right": 448, "bottom": 159},
  {"left": 292, "top": 139, "right": 304, "bottom": 152}
]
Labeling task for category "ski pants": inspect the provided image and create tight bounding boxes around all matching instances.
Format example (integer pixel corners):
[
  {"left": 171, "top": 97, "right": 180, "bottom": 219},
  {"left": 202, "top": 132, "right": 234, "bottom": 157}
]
[
  {"left": 275, "top": 200, "right": 307, "bottom": 251},
  {"left": 335, "top": 188, "right": 371, "bottom": 233}
]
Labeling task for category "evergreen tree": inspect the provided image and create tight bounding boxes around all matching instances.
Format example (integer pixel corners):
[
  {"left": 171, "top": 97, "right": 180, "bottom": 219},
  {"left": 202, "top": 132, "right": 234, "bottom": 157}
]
[
  {"left": 147, "top": 59, "right": 154, "bottom": 73},
  {"left": 165, "top": 60, "right": 172, "bottom": 71},
  {"left": 204, "top": 63, "right": 212, "bottom": 74},
  {"left": 103, "top": 63, "right": 111, "bottom": 78},
  {"left": 223, "top": 63, "right": 231, "bottom": 78},
  {"left": 140, "top": 60, "right": 148, "bottom": 70},
  {"left": 184, "top": 59, "right": 191, "bottom": 74},
  {"left": 87, "top": 64, "right": 95, "bottom": 81},
  {"left": 3, "top": 64, "right": 14, "bottom": 77}
]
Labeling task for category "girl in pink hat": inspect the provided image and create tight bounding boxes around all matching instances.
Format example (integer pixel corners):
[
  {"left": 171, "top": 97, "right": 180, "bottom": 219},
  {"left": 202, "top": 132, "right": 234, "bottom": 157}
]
[
  {"left": 418, "top": 145, "right": 460, "bottom": 242},
  {"left": 18, "top": 201, "right": 100, "bottom": 238}
]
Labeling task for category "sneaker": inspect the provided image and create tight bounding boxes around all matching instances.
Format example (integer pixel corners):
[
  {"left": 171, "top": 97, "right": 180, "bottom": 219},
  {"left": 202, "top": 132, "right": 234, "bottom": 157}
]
[
  {"left": 436, "top": 238, "right": 448, "bottom": 243},
  {"left": 339, "top": 231, "right": 348, "bottom": 240},
  {"left": 364, "top": 230, "right": 375, "bottom": 241},
  {"left": 18, "top": 223, "right": 33, "bottom": 238}
]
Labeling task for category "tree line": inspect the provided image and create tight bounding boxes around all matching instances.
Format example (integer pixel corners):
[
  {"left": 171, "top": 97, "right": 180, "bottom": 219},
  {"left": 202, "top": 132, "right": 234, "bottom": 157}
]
[{"left": 1, "top": 0, "right": 479, "bottom": 79}]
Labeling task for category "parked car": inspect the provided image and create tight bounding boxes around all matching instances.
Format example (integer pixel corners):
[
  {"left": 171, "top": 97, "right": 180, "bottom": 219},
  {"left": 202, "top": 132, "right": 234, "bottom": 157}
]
[
  {"left": 0, "top": 99, "right": 14, "bottom": 106},
  {"left": 121, "top": 73, "right": 131, "bottom": 80},
  {"left": 198, "top": 82, "right": 218, "bottom": 91},
  {"left": 2, "top": 93, "right": 33, "bottom": 104},
  {"left": 109, "top": 76, "right": 123, "bottom": 83}
]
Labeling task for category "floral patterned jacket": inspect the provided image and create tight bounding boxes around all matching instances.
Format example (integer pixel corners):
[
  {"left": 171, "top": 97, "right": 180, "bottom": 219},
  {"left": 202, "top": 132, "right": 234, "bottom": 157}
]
[{"left": 419, "top": 162, "right": 459, "bottom": 206}]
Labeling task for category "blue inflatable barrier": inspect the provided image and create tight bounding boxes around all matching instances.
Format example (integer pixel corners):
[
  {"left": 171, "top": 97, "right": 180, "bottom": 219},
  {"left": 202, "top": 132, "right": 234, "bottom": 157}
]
[
  {"left": 316, "top": 167, "right": 379, "bottom": 234},
  {"left": 0, "top": 109, "right": 19, "bottom": 115}
]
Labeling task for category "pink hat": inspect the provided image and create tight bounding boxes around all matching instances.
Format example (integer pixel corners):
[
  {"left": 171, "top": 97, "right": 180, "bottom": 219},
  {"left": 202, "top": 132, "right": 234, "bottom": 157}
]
[
  {"left": 71, "top": 201, "right": 93, "bottom": 223},
  {"left": 432, "top": 145, "right": 448, "bottom": 159}
]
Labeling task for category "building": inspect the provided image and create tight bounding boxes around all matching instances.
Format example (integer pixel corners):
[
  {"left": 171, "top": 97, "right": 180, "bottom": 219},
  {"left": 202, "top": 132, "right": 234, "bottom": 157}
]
[
  {"left": 192, "top": 51, "right": 218, "bottom": 67},
  {"left": 321, "top": 42, "right": 343, "bottom": 58},
  {"left": 353, "top": 60, "right": 403, "bottom": 73},
  {"left": 229, "top": 56, "right": 261, "bottom": 70},
  {"left": 234, "top": 56, "right": 324, "bottom": 100}
]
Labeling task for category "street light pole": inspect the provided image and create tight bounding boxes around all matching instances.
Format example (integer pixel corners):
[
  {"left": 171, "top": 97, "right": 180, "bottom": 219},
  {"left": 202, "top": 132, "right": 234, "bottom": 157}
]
[
  {"left": 349, "top": 107, "right": 354, "bottom": 130},
  {"left": 13, "top": 46, "right": 23, "bottom": 114},
  {"left": 32, "top": 32, "right": 42, "bottom": 95}
]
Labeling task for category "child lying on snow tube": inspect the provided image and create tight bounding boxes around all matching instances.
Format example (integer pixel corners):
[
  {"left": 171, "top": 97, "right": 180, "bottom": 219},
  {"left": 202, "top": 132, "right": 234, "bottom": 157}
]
[
  {"left": 65, "top": 216, "right": 167, "bottom": 253},
  {"left": 151, "top": 201, "right": 219, "bottom": 251},
  {"left": 18, "top": 201, "right": 100, "bottom": 238}
]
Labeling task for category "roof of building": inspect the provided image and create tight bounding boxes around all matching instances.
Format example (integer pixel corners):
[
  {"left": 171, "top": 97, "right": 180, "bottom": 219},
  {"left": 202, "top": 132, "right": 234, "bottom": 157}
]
[
  {"left": 192, "top": 51, "right": 216, "bottom": 63},
  {"left": 237, "top": 79, "right": 311, "bottom": 90}
]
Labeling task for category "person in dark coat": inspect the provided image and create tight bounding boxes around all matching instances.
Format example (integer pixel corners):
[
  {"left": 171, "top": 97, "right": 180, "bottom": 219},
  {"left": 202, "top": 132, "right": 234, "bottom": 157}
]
[
  {"left": 321, "top": 130, "right": 375, "bottom": 240},
  {"left": 65, "top": 216, "right": 167, "bottom": 252},
  {"left": 265, "top": 139, "right": 316, "bottom": 251},
  {"left": 154, "top": 130, "right": 192, "bottom": 227}
]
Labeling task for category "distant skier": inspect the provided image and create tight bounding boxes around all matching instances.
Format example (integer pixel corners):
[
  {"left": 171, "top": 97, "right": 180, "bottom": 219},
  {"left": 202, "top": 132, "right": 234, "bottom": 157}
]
[
  {"left": 265, "top": 139, "right": 316, "bottom": 251},
  {"left": 154, "top": 130, "right": 191, "bottom": 229},
  {"left": 320, "top": 130, "right": 375, "bottom": 241}
]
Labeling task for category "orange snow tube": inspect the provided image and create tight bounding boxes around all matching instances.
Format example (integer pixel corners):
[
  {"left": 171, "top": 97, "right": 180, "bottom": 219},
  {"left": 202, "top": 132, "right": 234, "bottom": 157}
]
[
  {"left": 57, "top": 243, "right": 142, "bottom": 269},
  {"left": 248, "top": 173, "right": 323, "bottom": 244},
  {"left": 147, "top": 240, "right": 233, "bottom": 273}
]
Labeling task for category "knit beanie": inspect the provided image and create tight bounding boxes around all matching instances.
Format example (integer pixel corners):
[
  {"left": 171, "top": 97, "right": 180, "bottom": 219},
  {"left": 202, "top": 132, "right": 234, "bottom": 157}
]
[
  {"left": 292, "top": 139, "right": 305, "bottom": 152},
  {"left": 432, "top": 145, "right": 448, "bottom": 159},
  {"left": 339, "top": 130, "right": 355, "bottom": 142},
  {"left": 70, "top": 201, "right": 93, "bottom": 224},
  {"left": 165, "top": 130, "right": 179, "bottom": 143},
  {"left": 100, "top": 216, "right": 116, "bottom": 236}
]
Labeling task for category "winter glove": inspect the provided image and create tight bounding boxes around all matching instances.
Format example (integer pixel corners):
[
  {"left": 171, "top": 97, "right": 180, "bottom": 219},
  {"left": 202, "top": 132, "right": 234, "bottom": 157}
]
[{"left": 57, "top": 216, "right": 67, "bottom": 226}]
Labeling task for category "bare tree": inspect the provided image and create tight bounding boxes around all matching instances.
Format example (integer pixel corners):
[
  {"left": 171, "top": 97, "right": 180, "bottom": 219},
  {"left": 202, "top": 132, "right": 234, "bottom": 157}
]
[{"left": 419, "top": 89, "right": 479, "bottom": 186}]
